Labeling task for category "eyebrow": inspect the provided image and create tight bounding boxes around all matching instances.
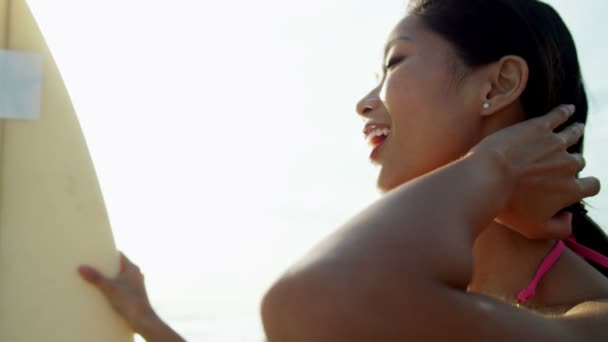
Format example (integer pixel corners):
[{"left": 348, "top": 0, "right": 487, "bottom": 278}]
[{"left": 384, "top": 35, "right": 413, "bottom": 57}]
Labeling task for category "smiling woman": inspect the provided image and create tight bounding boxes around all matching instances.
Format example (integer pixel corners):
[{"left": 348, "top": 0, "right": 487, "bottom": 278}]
[
  {"left": 261, "top": 0, "right": 608, "bottom": 340},
  {"left": 18, "top": 0, "right": 608, "bottom": 341}
]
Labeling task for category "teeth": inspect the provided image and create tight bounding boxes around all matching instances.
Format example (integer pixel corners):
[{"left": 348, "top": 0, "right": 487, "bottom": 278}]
[
  {"left": 365, "top": 127, "right": 391, "bottom": 144},
  {"left": 371, "top": 128, "right": 390, "bottom": 137}
]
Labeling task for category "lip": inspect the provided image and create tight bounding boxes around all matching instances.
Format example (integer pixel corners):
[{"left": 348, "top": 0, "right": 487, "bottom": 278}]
[
  {"left": 369, "top": 135, "right": 388, "bottom": 161},
  {"left": 364, "top": 122, "right": 391, "bottom": 162}
]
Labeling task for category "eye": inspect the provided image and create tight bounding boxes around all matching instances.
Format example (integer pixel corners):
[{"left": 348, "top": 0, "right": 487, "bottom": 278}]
[
  {"left": 377, "top": 56, "right": 406, "bottom": 84},
  {"left": 385, "top": 56, "right": 405, "bottom": 70}
]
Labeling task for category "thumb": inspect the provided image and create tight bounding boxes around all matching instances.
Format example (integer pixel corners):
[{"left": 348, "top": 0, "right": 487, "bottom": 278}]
[{"left": 543, "top": 211, "right": 573, "bottom": 239}]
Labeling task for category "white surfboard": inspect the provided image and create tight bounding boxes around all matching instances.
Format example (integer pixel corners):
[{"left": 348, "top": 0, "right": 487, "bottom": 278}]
[{"left": 0, "top": 1, "right": 134, "bottom": 341}]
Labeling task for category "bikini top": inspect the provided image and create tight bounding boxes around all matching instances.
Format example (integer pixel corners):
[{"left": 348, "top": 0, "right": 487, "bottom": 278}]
[{"left": 517, "top": 235, "right": 608, "bottom": 304}]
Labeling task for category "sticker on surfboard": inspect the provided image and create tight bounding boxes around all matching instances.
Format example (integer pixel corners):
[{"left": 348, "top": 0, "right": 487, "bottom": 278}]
[{"left": 0, "top": 49, "right": 42, "bottom": 120}]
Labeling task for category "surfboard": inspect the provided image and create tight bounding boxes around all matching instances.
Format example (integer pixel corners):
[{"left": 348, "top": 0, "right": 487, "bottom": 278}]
[{"left": 0, "top": 1, "right": 134, "bottom": 341}]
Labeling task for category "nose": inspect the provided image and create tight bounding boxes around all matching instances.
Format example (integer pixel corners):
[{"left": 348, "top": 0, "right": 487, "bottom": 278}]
[{"left": 356, "top": 87, "right": 382, "bottom": 118}]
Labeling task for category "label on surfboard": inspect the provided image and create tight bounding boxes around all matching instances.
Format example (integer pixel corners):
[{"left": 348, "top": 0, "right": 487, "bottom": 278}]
[{"left": 0, "top": 49, "right": 42, "bottom": 120}]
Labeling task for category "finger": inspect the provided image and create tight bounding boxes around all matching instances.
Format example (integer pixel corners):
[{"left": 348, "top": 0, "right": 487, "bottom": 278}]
[
  {"left": 556, "top": 153, "right": 586, "bottom": 175},
  {"left": 120, "top": 253, "right": 140, "bottom": 272},
  {"left": 78, "top": 266, "right": 118, "bottom": 294},
  {"left": 543, "top": 211, "right": 573, "bottom": 240},
  {"left": 119, "top": 253, "right": 128, "bottom": 273},
  {"left": 578, "top": 177, "right": 601, "bottom": 198},
  {"left": 542, "top": 104, "right": 576, "bottom": 130},
  {"left": 121, "top": 253, "right": 143, "bottom": 276},
  {"left": 527, "top": 152, "right": 584, "bottom": 176},
  {"left": 555, "top": 123, "right": 584, "bottom": 148},
  {"left": 572, "top": 153, "right": 586, "bottom": 173},
  {"left": 120, "top": 252, "right": 135, "bottom": 267},
  {"left": 78, "top": 265, "right": 101, "bottom": 283}
]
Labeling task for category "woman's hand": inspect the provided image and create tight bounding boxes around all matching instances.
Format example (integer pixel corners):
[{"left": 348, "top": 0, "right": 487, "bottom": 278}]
[
  {"left": 470, "top": 104, "right": 601, "bottom": 239},
  {"left": 78, "top": 254, "right": 187, "bottom": 342},
  {"left": 78, "top": 253, "right": 158, "bottom": 333}
]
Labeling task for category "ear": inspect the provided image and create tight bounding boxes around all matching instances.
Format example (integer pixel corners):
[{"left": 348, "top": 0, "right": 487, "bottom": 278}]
[{"left": 480, "top": 55, "right": 529, "bottom": 116}]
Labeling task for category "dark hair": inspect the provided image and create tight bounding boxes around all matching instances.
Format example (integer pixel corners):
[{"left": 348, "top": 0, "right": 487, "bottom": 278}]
[{"left": 408, "top": 0, "right": 608, "bottom": 276}]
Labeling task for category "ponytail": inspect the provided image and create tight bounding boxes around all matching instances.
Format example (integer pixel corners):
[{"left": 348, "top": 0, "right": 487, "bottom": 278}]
[{"left": 569, "top": 202, "right": 608, "bottom": 277}]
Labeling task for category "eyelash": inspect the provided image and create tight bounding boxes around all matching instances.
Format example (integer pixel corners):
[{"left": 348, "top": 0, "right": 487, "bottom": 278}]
[
  {"left": 378, "top": 56, "right": 406, "bottom": 82},
  {"left": 385, "top": 56, "right": 405, "bottom": 70}
]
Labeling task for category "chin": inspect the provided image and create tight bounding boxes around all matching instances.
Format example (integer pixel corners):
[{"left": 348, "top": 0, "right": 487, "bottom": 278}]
[
  {"left": 376, "top": 168, "right": 407, "bottom": 193},
  {"left": 376, "top": 180, "right": 390, "bottom": 194},
  {"left": 376, "top": 163, "right": 429, "bottom": 194}
]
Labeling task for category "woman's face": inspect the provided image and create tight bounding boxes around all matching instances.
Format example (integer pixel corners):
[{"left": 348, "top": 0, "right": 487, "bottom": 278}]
[{"left": 357, "top": 16, "right": 488, "bottom": 192}]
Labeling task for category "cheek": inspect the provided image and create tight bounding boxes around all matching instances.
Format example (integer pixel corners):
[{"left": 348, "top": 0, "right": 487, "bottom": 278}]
[
  {"left": 379, "top": 64, "right": 482, "bottom": 184},
  {"left": 381, "top": 59, "right": 449, "bottom": 118},
  {"left": 382, "top": 62, "right": 471, "bottom": 146}
]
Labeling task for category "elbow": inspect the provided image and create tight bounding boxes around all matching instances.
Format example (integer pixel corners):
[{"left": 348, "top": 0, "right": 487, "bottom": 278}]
[
  {"left": 260, "top": 276, "right": 289, "bottom": 341},
  {"left": 261, "top": 268, "right": 412, "bottom": 342},
  {"left": 261, "top": 271, "right": 354, "bottom": 342},
  {"left": 260, "top": 274, "right": 314, "bottom": 342}
]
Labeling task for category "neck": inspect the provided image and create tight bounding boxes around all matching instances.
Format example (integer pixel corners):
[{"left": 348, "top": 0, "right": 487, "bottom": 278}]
[{"left": 467, "top": 221, "right": 556, "bottom": 302}]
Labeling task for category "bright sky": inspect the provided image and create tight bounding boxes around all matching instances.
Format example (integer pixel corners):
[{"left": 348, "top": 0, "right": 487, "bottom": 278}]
[{"left": 28, "top": 0, "right": 608, "bottom": 340}]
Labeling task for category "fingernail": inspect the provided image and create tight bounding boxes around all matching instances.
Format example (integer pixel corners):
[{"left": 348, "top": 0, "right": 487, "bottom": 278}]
[
  {"left": 567, "top": 104, "right": 576, "bottom": 113},
  {"left": 78, "top": 266, "right": 96, "bottom": 279}
]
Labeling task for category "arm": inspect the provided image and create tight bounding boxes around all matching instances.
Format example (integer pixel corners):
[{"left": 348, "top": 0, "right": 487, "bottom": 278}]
[
  {"left": 261, "top": 106, "right": 601, "bottom": 341},
  {"left": 135, "top": 314, "right": 188, "bottom": 342},
  {"left": 262, "top": 153, "right": 568, "bottom": 342}
]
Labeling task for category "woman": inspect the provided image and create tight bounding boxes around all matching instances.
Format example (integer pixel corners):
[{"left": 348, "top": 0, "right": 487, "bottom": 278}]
[{"left": 79, "top": 0, "right": 608, "bottom": 340}]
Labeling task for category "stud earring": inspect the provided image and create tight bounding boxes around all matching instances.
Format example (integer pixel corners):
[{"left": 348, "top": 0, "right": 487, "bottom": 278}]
[{"left": 483, "top": 102, "right": 491, "bottom": 109}]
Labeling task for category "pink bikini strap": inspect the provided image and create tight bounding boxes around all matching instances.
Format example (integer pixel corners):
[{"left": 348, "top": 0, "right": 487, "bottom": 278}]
[
  {"left": 516, "top": 240, "right": 565, "bottom": 303},
  {"left": 517, "top": 235, "right": 608, "bottom": 304},
  {"left": 564, "top": 236, "right": 608, "bottom": 268}
]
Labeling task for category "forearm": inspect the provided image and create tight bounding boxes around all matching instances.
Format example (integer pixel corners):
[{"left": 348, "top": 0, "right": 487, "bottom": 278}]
[
  {"left": 136, "top": 313, "right": 186, "bottom": 342},
  {"left": 286, "top": 152, "right": 509, "bottom": 286}
]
